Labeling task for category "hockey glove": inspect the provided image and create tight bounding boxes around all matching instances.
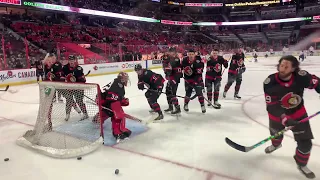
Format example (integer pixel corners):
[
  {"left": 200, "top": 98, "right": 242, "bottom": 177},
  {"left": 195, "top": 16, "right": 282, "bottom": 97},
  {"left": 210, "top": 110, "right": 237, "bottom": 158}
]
[
  {"left": 281, "top": 114, "right": 299, "bottom": 127},
  {"left": 66, "top": 74, "right": 76, "bottom": 82},
  {"left": 121, "top": 98, "right": 129, "bottom": 106},
  {"left": 138, "top": 82, "right": 145, "bottom": 90}
]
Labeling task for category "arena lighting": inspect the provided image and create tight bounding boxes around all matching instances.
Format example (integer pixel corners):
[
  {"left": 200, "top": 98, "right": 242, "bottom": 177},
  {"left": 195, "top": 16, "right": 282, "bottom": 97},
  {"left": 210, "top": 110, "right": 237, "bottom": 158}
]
[
  {"left": 22, "top": 1, "right": 160, "bottom": 23},
  {"left": 23, "top": 1, "right": 311, "bottom": 26},
  {"left": 194, "top": 17, "right": 305, "bottom": 26}
]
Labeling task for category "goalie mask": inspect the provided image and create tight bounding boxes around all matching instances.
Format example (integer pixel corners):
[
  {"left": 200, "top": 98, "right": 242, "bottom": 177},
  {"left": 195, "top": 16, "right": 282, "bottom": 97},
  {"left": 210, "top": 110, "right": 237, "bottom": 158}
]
[{"left": 118, "top": 72, "right": 130, "bottom": 86}]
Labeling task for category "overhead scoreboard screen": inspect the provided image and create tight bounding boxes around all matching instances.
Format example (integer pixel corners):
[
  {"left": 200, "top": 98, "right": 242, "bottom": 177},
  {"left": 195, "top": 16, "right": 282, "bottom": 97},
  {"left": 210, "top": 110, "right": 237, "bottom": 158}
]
[{"left": 0, "top": 0, "right": 21, "bottom": 5}]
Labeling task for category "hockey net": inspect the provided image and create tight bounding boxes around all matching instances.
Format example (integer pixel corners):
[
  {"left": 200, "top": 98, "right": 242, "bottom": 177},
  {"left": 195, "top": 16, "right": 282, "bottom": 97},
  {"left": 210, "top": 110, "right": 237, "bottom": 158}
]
[{"left": 16, "top": 82, "right": 103, "bottom": 158}]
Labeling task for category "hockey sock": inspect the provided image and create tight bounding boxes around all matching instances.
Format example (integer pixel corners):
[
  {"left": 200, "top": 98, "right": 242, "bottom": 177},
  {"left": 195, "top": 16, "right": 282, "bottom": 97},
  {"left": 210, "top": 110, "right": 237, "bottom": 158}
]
[{"left": 214, "top": 91, "right": 219, "bottom": 102}]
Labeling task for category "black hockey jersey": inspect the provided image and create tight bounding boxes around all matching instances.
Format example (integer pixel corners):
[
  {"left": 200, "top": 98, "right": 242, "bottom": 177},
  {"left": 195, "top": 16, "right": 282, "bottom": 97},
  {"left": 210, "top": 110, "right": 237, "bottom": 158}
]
[
  {"left": 138, "top": 69, "right": 165, "bottom": 90},
  {"left": 182, "top": 56, "right": 204, "bottom": 80},
  {"left": 229, "top": 52, "right": 245, "bottom": 75},
  {"left": 32, "top": 60, "right": 43, "bottom": 71},
  {"left": 206, "top": 56, "right": 228, "bottom": 80},
  {"left": 63, "top": 64, "right": 86, "bottom": 83},
  {"left": 264, "top": 70, "right": 320, "bottom": 123},
  {"left": 49, "top": 61, "right": 64, "bottom": 81},
  {"left": 163, "top": 56, "right": 183, "bottom": 83},
  {"left": 102, "top": 77, "right": 126, "bottom": 104}
]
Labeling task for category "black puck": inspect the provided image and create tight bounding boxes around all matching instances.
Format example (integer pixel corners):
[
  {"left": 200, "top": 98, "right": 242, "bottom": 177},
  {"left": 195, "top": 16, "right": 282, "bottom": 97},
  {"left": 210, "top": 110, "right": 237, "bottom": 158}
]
[
  {"left": 77, "top": 157, "right": 82, "bottom": 160},
  {"left": 4, "top": 158, "right": 9, "bottom": 162},
  {"left": 115, "top": 169, "right": 119, "bottom": 174}
]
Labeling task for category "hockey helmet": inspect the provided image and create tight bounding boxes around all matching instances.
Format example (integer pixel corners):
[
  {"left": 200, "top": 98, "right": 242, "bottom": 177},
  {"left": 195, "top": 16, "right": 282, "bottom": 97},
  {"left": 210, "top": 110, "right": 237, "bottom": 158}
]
[{"left": 134, "top": 64, "right": 143, "bottom": 71}]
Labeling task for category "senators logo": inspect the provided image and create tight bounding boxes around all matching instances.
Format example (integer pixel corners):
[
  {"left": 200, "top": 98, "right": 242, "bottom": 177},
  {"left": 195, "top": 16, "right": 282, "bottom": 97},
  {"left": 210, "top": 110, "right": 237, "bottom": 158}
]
[
  {"left": 237, "top": 58, "right": 244, "bottom": 66},
  {"left": 214, "top": 63, "right": 221, "bottom": 72},
  {"left": 281, "top": 92, "right": 302, "bottom": 109}
]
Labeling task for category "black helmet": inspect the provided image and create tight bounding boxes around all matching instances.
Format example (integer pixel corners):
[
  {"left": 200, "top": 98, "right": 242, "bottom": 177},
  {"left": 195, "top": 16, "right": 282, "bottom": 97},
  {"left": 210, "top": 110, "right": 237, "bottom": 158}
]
[
  {"left": 134, "top": 64, "right": 142, "bottom": 71},
  {"left": 68, "top": 55, "right": 76, "bottom": 60}
]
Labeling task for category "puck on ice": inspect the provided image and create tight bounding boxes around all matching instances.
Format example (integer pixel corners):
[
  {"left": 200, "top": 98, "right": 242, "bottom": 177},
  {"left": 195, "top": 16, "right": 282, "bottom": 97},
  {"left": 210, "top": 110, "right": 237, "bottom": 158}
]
[
  {"left": 115, "top": 169, "right": 119, "bottom": 174},
  {"left": 4, "top": 158, "right": 9, "bottom": 162},
  {"left": 77, "top": 157, "right": 82, "bottom": 160}
]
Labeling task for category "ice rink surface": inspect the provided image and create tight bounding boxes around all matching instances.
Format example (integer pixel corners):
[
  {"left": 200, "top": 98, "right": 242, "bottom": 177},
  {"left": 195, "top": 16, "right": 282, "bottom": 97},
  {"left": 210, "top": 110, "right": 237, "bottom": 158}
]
[{"left": 1, "top": 56, "right": 320, "bottom": 180}]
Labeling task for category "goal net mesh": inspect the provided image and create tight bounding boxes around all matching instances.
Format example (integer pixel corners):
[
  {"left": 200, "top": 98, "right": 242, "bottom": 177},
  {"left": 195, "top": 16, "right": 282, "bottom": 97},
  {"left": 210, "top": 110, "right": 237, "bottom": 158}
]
[{"left": 16, "top": 82, "right": 103, "bottom": 158}]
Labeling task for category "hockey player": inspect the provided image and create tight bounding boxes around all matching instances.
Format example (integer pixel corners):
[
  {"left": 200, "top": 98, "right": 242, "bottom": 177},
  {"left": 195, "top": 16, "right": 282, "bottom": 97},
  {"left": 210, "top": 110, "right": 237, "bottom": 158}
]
[
  {"left": 47, "top": 56, "right": 64, "bottom": 102},
  {"left": 223, "top": 49, "right": 246, "bottom": 99},
  {"left": 63, "top": 55, "right": 88, "bottom": 121},
  {"left": 100, "top": 72, "right": 131, "bottom": 141},
  {"left": 299, "top": 51, "right": 305, "bottom": 62},
  {"left": 182, "top": 49, "right": 205, "bottom": 113},
  {"left": 135, "top": 64, "right": 165, "bottom": 121},
  {"left": 162, "top": 47, "right": 183, "bottom": 115},
  {"left": 264, "top": 55, "right": 320, "bottom": 179},
  {"left": 253, "top": 52, "right": 258, "bottom": 62},
  {"left": 205, "top": 49, "right": 228, "bottom": 108},
  {"left": 31, "top": 59, "right": 44, "bottom": 82}
]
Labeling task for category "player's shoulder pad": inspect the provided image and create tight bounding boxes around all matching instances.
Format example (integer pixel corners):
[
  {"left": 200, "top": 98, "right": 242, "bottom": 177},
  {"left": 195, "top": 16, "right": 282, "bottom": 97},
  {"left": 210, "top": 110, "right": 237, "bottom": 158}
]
[
  {"left": 77, "top": 66, "right": 83, "bottom": 70},
  {"left": 297, "top": 70, "right": 309, "bottom": 77},
  {"left": 264, "top": 73, "right": 276, "bottom": 86}
]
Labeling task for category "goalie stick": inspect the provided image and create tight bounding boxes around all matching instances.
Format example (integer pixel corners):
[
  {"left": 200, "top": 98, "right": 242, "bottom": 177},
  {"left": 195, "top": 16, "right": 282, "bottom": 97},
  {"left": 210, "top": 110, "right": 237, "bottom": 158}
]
[
  {"left": 83, "top": 94, "right": 145, "bottom": 123},
  {"left": 225, "top": 111, "right": 320, "bottom": 152},
  {"left": 0, "top": 85, "right": 9, "bottom": 92}
]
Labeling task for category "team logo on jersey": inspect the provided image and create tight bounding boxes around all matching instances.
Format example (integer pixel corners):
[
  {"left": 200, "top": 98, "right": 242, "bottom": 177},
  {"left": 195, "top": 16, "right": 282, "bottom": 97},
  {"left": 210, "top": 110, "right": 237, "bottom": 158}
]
[
  {"left": 280, "top": 92, "right": 302, "bottom": 109},
  {"left": 214, "top": 63, "right": 221, "bottom": 72},
  {"left": 264, "top": 77, "right": 270, "bottom": 84},
  {"left": 298, "top": 70, "right": 307, "bottom": 76},
  {"left": 237, "top": 58, "right": 244, "bottom": 66}
]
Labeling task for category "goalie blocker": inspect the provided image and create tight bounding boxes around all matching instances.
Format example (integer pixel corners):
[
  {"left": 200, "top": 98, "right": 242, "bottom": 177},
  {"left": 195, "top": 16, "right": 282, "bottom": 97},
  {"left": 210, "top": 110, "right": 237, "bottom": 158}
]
[{"left": 264, "top": 55, "right": 320, "bottom": 179}]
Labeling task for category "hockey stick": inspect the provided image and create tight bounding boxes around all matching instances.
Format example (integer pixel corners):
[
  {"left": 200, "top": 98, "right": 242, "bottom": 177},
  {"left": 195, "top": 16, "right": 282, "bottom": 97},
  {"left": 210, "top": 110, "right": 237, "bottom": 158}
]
[
  {"left": 225, "top": 111, "right": 320, "bottom": 152},
  {"left": 83, "top": 94, "right": 144, "bottom": 123},
  {"left": 85, "top": 70, "right": 91, "bottom": 77},
  {"left": 147, "top": 88, "right": 197, "bottom": 100},
  {"left": 0, "top": 85, "right": 9, "bottom": 92}
]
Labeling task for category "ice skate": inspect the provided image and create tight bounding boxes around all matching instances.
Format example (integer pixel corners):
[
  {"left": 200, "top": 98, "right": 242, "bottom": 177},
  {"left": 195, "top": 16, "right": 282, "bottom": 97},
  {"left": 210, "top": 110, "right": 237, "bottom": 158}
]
[
  {"left": 65, "top": 114, "right": 70, "bottom": 121},
  {"left": 234, "top": 94, "right": 241, "bottom": 99},
  {"left": 183, "top": 103, "right": 189, "bottom": 112},
  {"left": 223, "top": 91, "right": 227, "bottom": 98},
  {"left": 153, "top": 111, "right": 164, "bottom": 121},
  {"left": 149, "top": 109, "right": 156, "bottom": 113},
  {"left": 115, "top": 134, "right": 128, "bottom": 143},
  {"left": 265, "top": 144, "right": 282, "bottom": 154},
  {"left": 74, "top": 106, "right": 81, "bottom": 114},
  {"left": 213, "top": 101, "right": 221, "bottom": 109},
  {"left": 297, "top": 164, "right": 315, "bottom": 179},
  {"left": 164, "top": 105, "right": 173, "bottom": 113},
  {"left": 80, "top": 113, "right": 89, "bottom": 121},
  {"left": 171, "top": 105, "right": 181, "bottom": 115},
  {"left": 207, "top": 100, "right": 212, "bottom": 106},
  {"left": 201, "top": 104, "right": 206, "bottom": 113}
]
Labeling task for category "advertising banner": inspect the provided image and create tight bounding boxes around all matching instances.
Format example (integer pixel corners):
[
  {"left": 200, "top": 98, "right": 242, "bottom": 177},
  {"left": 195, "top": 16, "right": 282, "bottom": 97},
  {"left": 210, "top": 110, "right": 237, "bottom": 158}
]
[{"left": 0, "top": 69, "right": 36, "bottom": 85}]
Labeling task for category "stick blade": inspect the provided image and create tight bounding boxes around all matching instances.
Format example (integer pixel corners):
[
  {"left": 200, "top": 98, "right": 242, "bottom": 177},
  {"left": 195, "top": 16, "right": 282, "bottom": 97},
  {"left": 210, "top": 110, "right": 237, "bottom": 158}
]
[
  {"left": 225, "top": 137, "right": 249, "bottom": 152},
  {"left": 4, "top": 85, "right": 9, "bottom": 91}
]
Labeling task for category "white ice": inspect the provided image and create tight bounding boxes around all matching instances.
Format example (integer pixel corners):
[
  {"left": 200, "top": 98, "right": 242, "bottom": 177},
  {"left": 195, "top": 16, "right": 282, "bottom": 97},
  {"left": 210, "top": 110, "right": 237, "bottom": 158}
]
[{"left": 1, "top": 56, "right": 320, "bottom": 180}]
